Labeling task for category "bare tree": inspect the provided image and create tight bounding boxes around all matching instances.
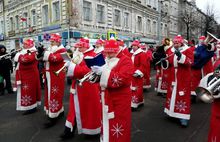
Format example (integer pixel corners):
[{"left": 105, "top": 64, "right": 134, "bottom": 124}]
[{"left": 204, "top": 3, "right": 219, "bottom": 36}]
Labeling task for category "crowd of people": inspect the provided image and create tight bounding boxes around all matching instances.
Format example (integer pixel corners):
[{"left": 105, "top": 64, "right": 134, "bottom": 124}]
[{"left": 0, "top": 32, "right": 220, "bottom": 142}]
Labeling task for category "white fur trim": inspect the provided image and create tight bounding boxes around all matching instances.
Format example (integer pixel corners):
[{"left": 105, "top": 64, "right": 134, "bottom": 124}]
[
  {"left": 94, "top": 46, "right": 104, "bottom": 54},
  {"left": 43, "top": 51, "right": 51, "bottom": 61},
  {"left": 45, "top": 106, "right": 64, "bottom": 118},
  {"left": 14, "top": 53, "right": 21, "bottom": 62},
  {"left": 177, "top": 54, "right": 186, "bottom": 64},
  {"left": 131, "top": 100, "right": 144, "bottom": 108},
  {"left": 143, "top": 85, "right": 151, "bottom": 89},
  {"left": 16, "top": 102, "right": 38, "bottom": 111},
  {"left": 67, "top": 62, "right": 76, "bottom": 77},
  {"left": 81, "top": 127, "right": 101, "bottom": 135},
  {"left": 108, "top": 112, "right": 115, "bottom": 119},
  {"left": 164, "top": 108, "right": 190, "bottom": 120},
  {"left": 65, "top": 120, "right": 74, "bottom": 132},
  {"left": 132, "top": 48, "right": 143, "bottom": 55},
  {"left": 134, "top": 70, "right": 144, "bottom": 77},
  {"left": 100, "top": 67, "right": 111, "bottom": 88}
]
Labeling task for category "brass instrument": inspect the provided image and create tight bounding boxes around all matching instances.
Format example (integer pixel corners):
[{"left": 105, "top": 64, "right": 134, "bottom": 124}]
[
  {"left": 0, "top": 48, "right": 21, "bottom": 60},
  {"left": 78, "top": 71, "right": 96, "bottom": 86},
  {"left": 195, "top": 77, "right": 220, "bottom": 103},
  {"left": 53, "top": 62, "right": 68, "bottom": 76},
  {"left": 205, "top": 32, "right": 220, "bottom": 44}
]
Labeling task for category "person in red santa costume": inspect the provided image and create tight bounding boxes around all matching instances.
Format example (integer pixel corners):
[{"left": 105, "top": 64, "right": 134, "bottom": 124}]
[
  {"left": 153, "top": 38, "right": 171, "bottom": 98},
  {"left": 196, "top": 63, "right": 220, "bottom": 142},
  {"left": 191, "top": 36, "right": 216, "bottom": 103},
  {"left": 118, "top": 39, "right": 131, "bottom": 58},
  {"left": 90, "top": 38, "right": 133, "bottom": 142},
  {"left": 37, "top": 33, "right": 66, "bottom": 127},
  {"left": 130, "top": 40, "right": 147, "bottom": 109},
  {"left": 60, "top": 38, "right": 101, "bottom": 140},
  {"left": 162, "top": 35, "right": 194, "bottom": 127},
  {"left": 94, "top": 39, "right": 104, "bottom": 54},
  {"left": 140, "top": 44, "right": 152, "bottom": 89},
  {"left": 14, "top": 38, "right": 41, "bottom": 115}
]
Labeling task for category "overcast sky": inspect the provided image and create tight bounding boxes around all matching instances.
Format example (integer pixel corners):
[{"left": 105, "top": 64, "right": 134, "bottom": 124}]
[{"left": 195, "top": 0, "right": 220, "bottom": 23}]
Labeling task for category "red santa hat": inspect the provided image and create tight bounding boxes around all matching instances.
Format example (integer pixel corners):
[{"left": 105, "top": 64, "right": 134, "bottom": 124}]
[
  {"left": 104, "top": 39, "right": 120, "bottom": 53},
  {"left": 117, "top": 40, "right": 124, "bottom": 47},
  {"left": 95, "top": 39, "right": 103, "bottom": 45},
  {"left": 50, "top": 33, "right": 61, "bottom": 43},
  {"left": 23, "top": 38, "right": 34, "bottom": 48},
  {"left": 78, "top": 38, "right": 90, "bottom": 49},
  {"left": 173, "top": 35, "right": 184, "bottom": 44},
  {"left": 199, "top": 36, "right": 206, "bottom": 41},
  {"left": 131, "top": 40, "right": 140, "bottom": 47},
  {"left": 80, "top": 37, "right": 89, "bottom": 44}
]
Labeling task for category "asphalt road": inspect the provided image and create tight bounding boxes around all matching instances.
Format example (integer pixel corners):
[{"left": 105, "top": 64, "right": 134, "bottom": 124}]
[{"left": 0, "top": 72, "right": 211, "bottom": 142}]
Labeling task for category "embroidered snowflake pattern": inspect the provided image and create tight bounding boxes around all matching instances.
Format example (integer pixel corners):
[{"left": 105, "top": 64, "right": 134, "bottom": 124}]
[
  {"left": 161, "top": 82, "right": 167, "bottom": 89},
  {"left": 51, "top": 55, "right": 57, "bottom": 62},
  {"left": 21, "top": 95, "right": 32, "bottom": 105},
  {"left": 132, "top": 96, "right": 138, "bottom": 103},
  {"left": 211, "top": 136, "right": 217, "bottom": 142},
  {"left": 49, "top": 99, "right": 59, "bottom": 112},
  {"left": 175, "top": 100, "right": 187, "bottom": 112},
  {"left": 111, "top": 75, "right": 122, "bottom": 87},
  {"left": 111, "top": 123, "right": 124, "bottom": 138},
  {"left": 22, "top": 83, "right": 29, "bottom": 91},
  {"left": 51, "top": 85, "right": 59, "bottom": 95}
]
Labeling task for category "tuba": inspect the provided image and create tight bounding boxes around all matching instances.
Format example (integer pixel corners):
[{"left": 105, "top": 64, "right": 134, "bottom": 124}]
[{"left": 195, "top": 77, "right": 220, "bottom": 103}]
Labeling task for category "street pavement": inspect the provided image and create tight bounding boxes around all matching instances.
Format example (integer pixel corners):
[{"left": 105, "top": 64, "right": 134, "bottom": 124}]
[{"left": 0, "top": 72, "right": 211, "bottom": 142}]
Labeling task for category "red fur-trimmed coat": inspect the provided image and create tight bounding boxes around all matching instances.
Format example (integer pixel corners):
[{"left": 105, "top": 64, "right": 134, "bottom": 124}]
[
  {"left": 42, "top": 45, "right": 66, "bottom": 118},
  {"left": 14, "top": 47, "right": 41, "bottom": 111},
  {"left": 163, "top": 45, "right": 194, "bottom": 120}
]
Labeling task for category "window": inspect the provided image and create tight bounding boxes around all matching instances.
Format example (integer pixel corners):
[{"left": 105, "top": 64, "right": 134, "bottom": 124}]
[
  {"left": 124, "top": 12, "right": 129, "bottom": 28},
  {"left": 114, "top": 9, "right": 121, "bottom": 26},
  {"left": 0, "top": 21, "right": 3, "bottom": 33},
  {"left": 53, "top": 1, "right": 60, "bottom": 21},
  {"left": 83, "top": 0, "right": 92, "bottom": 21},
  {"left": 42, "top": 5, "right": 49, "bottom": 25},
  {"left": 15, "top": 15, "right": 19, "bottom": 30},
  {"left": 31, "top": 10, "right": 36, "bottom": 26},
  {"left": 137, "top": 16, "right": 142, "bottom": 31},
  {"left": 153, "top": 21, "right": 157, "bottom": 35},
  {"left": 147, "top": 19, "right": 151, "bottom": 33},
  {"left": 164, "top": 24, "right": 168, "bottom": 36},
  {"left": 97, "top": 4, "right": 104, "bottom": 23},
  {"left": 23, "top": 13, "right": 28, "bottom": 28},
  {"left": 9, "top": 17, "right": 14, "bottom": 31}
]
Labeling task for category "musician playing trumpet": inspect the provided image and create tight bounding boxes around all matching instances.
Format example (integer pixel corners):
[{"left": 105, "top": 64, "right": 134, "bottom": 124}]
[
  {"left": 162, "top": 35, "right": 194, "bottom": 127},
  {"left": 191, "top": 36, "right": 216, "bottom": 103},
  {"left": 37, "top": 33, "right": 66, "bottom": 128},
  {"left": 60, "top": 38, "right": 101, "bottom": 140},
  {"left": 14, "top": 38, "right": 41, "bottom": 114}
]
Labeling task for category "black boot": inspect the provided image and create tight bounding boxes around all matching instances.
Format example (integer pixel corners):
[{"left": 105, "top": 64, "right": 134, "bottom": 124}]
[
  {"left": 44, "top": 118, "right": 57, "bottom": 128},
  {"left": 22, "top": 108, "right": 37, "bottom": 115},
  {"left": 60, "top": 126, "right": 76, "bottom": 140}
]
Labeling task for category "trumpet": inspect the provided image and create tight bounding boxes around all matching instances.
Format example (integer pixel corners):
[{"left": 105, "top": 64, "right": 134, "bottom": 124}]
[
  {"left": 53, "top": 62, "right": 68, "bottom": 76},
  {"left": 78, "top": 71, "right": 96, "bottom": 86}
]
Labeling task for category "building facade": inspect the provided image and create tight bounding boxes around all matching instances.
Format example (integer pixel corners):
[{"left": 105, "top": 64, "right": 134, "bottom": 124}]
[
  {"left": 1, "top": 0, "right": 216, "bottom": 49},
  {"left": 3, "top": 0, "right": 69, "bottom": 49}
]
